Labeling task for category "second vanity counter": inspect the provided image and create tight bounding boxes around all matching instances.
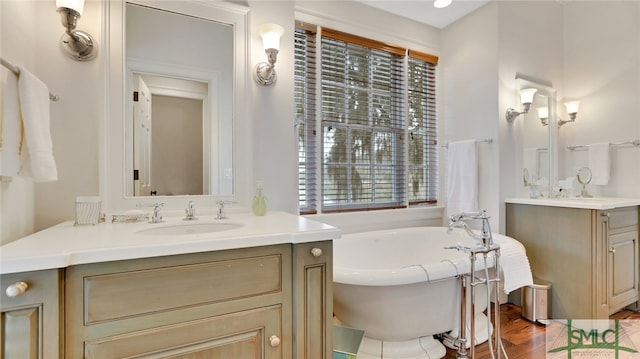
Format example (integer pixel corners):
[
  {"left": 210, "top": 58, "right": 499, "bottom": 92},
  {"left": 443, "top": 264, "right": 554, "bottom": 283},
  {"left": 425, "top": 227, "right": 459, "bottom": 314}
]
[
  {"left": 505, "top": 196, "right": 640, "bottom": 319},
  {"left": 0, "top": 211, "right": 341, "bottom": 274},
  {"left": 505, "top": 196, "right": 640, "bottom": 210}
]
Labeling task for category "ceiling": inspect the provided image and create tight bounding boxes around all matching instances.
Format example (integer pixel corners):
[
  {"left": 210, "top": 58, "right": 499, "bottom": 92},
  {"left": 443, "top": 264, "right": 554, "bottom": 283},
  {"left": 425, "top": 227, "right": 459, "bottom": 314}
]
[{"left": 356, "top": 0, "right": 491, "bottom": 29}]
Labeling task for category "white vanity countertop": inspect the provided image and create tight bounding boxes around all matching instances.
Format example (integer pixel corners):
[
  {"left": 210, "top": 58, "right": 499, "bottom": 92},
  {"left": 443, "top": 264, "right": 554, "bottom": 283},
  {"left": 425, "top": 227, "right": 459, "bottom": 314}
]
[
  {"left": 505, "top": 197, "right": 640, "bottom": 210},
  {"left": 0, "top": 211, "right": 340, "bottom": 275}
]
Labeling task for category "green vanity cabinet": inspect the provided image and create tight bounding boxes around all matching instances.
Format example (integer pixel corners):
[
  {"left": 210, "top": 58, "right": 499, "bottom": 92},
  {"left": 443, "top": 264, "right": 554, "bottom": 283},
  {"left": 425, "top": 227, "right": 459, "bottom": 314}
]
[
  {"left": 506, "top": 204, "right": 639, "bottom": 319},
  {"left": 63, "top": 241, "right": 333, "bottom": 358},
  {"left": 293, "top": 241, "right": 333, "bottom": 359},
  {"left": 65, "top": 245, "right": 292, "bottom": 358},
  {"left": 1, "top": 269, "right": 63, "bottom": 359}
]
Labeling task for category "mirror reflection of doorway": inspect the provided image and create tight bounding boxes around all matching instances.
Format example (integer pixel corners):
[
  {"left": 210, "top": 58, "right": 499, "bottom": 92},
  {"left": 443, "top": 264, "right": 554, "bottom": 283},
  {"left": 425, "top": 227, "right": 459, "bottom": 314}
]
[
  {"left": 133, "top": 75, "right": 152, "bottom": 196},
  {"left": 151, "top": 95, "right": 203, "bottom": 195},
  {"left": 132, "top": 73, "right": 206, "bottom": 196}
]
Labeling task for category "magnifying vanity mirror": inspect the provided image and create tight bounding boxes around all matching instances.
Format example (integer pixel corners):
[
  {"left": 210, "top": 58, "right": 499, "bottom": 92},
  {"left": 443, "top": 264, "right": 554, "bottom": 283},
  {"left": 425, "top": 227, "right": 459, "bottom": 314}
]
[
  {"left": 518, "top": 75, "right": 556, "bottom": 193},
  {"left": 104, "top": 0, "right": 248, "bottom": 212},
  {"left": 577, "top": 166, "right": 593, "bottom": 197}
]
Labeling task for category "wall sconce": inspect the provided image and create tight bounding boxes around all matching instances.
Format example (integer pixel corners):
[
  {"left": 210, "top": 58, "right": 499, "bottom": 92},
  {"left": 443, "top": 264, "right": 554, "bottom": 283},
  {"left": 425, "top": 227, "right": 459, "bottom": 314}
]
[
  {"left": 506, "top": 88, "right": 538, "bottom": 122},
  {"left": 254, "top": 23, "right": 284, "bottom": 86},
  {"left": 559, "top": 101, "right": 580, "bottom": 126},
  {"left": 56, "top": 0, "right": 97, "bottom": 61},
  {"left": 536, "top": 107, "right": 549, "bottom": 126}
]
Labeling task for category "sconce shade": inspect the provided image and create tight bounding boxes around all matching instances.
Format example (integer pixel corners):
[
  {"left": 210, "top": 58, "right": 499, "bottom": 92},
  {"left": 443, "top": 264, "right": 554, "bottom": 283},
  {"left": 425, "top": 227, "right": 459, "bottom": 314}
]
[
  {"left": 506, "top": 88, "right": 538, "bottom": 122},
  {"left": 519, "top": 88, "right": 538, "bottom": 105},
  {"left": 565, "top": 101, "right": 580, "bottom": 115},
  {"left": 536, "top": 107, "right": 548, "bottom": 119},
  {"left": 434, "top": 0, "right": 452, "bottom": 8},
  {"left": 536, "top": 107, "right": 549, "bottom": 126},
  {"left": 259, "top": 24, "right": 284, "bottom": 51},
  {"left": 558, "top": 100, "right": 580, "bottom": 125},
  {"left": 56, "top": 0, "right": 84, "bottom": 14}
]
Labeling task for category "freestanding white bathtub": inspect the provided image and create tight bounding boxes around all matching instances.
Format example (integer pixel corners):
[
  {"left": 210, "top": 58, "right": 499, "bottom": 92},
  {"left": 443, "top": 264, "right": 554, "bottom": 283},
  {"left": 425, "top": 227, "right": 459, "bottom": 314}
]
[{"left": 333, "top": 226, "right": 524, "bottom": 359}]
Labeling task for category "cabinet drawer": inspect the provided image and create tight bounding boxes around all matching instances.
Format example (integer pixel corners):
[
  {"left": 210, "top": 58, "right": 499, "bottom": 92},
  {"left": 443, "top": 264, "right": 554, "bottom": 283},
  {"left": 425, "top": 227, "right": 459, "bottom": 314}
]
[
  {"left": 82, "top": 254, "right": 282, "bottom": 324},
  {"left": 608, "top": 207, "right": 638, "bottom": 230},
  {"left": 84, "top": 305, "right": 283, "bottom": 358}
]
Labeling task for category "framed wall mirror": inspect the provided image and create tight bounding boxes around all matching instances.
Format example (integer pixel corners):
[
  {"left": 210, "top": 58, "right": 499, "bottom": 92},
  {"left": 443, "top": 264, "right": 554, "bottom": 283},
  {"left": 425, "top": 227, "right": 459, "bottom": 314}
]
[
  {"left": 103, "top": 0, "right": 248, "bottom": 212},
  {"left": 517, "top": 75, "right": 556, "bottom": 192}
]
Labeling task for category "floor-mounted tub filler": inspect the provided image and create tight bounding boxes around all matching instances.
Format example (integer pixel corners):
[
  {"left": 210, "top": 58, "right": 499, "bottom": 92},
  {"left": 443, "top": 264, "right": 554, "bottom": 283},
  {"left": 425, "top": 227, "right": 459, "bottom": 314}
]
[{"left": 333, "top": 213, "right": 532, "bottom": 359}]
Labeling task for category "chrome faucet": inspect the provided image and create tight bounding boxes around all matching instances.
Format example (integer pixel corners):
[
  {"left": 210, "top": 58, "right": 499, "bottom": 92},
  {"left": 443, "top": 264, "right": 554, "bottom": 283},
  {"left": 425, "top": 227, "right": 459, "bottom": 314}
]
[
  {"left": 447, "top": 210, "right": 493, "bottom": 247},
  {"left": 215, "top": 200, "right": 237, "bottom": 219},
  {"left": 216, "top": 201, "right": 228, "bottom": 220},
  {"left": 138, "top": 202, "right": 164, "bottom": 223},
  {"left": 184, "top": 200, "right": 197, "bottom": 220}
]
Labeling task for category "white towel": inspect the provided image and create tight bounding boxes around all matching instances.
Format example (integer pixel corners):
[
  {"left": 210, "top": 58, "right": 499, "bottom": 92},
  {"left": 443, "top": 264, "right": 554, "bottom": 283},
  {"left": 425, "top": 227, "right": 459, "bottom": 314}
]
[
  {"left": 496, "top": 236, "right": 534, "bottom": 294},
  {"left": 17, "top": 65, "right": 58, "bottom": 182},
  {"left": 1, "top": 68, "right": 22, "bottom": 177},
  {"left": 588, "top": 142, "right": 610, "bottom": 186},
  {"left": 446, "top": 140, "right": 477, "bottom": 218}
]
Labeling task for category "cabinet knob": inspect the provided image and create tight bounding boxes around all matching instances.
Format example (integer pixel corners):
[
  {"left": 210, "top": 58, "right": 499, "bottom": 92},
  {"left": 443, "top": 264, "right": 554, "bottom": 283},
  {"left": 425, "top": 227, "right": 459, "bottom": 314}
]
[
  {"left": 602, "top": 212, "right": 611, "bottom": 218},
  {"left": 311, "top": 248, "right": 323, "bottom": 257},
  {"left": 269, "top": 335, "right": 281, "bottom": 348},
  {"left": 5, "top": 281, "right": 28, "bottom": 298},
  {"left": 609, "top": 247, "right": 616, "bottom": 254}
]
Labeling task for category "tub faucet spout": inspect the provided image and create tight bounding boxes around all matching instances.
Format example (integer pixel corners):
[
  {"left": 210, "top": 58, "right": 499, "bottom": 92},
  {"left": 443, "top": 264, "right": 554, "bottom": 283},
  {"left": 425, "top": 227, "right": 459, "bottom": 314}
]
[{"left": 447, "top": 210, "right": 494, "bottom": 247}]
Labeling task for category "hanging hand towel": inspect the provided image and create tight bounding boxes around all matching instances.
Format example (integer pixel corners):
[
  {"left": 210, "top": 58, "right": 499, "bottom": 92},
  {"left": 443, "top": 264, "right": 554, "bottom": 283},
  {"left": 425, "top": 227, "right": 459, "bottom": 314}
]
[
  {"left": 17, "top": 65, "right": 58, "bottom": 182},
  {"left": 1, "top": 68, "right": 23, "bottom": 177},
  {"left": 588, "top": 142, "right": 610, "bottom": 186},
  {"left": 446, "top": 140, "right": 477, "bottom": 218}
]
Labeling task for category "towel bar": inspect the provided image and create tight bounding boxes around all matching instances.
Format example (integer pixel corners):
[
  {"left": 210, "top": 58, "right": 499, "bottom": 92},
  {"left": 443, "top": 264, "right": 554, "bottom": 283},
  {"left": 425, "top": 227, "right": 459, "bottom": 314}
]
[
  {"left": 1, "top": 57, "right": 59, "bottom": 102},
  {"left": 442, "top": 138, "right": 493, "bottom": 148},
  {"left": 567, "top": 140, "right": 640, "bottom": 151}
]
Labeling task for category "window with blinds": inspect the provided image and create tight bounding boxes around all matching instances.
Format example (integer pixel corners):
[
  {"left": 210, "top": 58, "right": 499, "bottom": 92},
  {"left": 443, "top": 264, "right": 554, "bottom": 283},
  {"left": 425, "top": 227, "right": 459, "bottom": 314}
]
[
  {"left": 295, "top": 25, "right": 318, "bottom": 214},
  {"left": 407, "top": 51, "right": 438, "bottom": 205},
  {"left": 295, "top": 24, "right": 438, "bottom": 214}
]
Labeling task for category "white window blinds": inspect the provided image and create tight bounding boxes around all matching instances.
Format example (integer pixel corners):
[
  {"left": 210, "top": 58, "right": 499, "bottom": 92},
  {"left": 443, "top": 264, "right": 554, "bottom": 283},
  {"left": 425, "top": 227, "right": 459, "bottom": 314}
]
[
  {"left": 295, "top": 24, "right": 318, "bottom": 214},
  {"left": 295, "top": 24, "right": 438, "bottom": 214},
  {"left": 408, "top": 52, "right": 438, "bottom": 204}
]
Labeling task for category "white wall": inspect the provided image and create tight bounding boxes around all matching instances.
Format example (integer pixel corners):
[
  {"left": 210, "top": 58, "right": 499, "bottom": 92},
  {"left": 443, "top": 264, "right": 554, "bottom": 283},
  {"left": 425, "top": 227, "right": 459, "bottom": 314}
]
[
  {"left": 561, "top": 1, "right": 640, "bottom": 198},
  {"left": 1, "top": 0, "right": 38, "bottom": 244},
  {"left": 1, "top": 0, "right": 102, "bottom": 245},
  {"left": 249, "top": 0, "right": 298, "bottom": 213},
  {"left": 496, "top": 1, "right": 564, "bottom": 232},
  {"left": 440, "top": 1, "right": 565, "bottom": 233},
  {"left": 440, "top": 2, "right": 500, "bottom": 230}
]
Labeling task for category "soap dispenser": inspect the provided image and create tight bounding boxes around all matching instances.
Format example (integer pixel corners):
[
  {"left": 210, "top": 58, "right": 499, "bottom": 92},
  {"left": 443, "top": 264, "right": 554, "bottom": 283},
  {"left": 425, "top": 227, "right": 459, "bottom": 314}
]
[{"left": 252, "top": 181, "right": 267, "bottom": 216}]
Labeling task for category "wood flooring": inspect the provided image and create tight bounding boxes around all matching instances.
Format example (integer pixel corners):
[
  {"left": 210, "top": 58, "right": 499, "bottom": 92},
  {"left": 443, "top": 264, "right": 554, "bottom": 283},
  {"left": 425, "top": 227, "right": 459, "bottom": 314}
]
[{"left": 442, "top": 303, "right": 640, "bottom": 359}]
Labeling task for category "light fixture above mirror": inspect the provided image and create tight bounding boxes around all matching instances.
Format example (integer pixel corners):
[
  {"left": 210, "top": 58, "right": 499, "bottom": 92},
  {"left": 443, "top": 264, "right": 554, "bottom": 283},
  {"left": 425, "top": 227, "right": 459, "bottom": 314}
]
[{"left": 506, "top": 88, "right": 538, "bottom": 122}]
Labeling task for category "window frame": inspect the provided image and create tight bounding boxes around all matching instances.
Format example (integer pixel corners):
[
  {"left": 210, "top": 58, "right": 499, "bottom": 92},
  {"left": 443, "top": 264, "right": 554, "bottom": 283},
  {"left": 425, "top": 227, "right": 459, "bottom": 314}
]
[{"left": 295, "top": 23, "right": 438, "bottom": 214}]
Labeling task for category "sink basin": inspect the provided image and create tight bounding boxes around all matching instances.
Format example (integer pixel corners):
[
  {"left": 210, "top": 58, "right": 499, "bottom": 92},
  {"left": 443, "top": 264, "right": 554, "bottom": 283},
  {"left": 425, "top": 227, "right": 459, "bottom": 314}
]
[{"left": 137, "top": 222, "right": 243, "bottom": 236}]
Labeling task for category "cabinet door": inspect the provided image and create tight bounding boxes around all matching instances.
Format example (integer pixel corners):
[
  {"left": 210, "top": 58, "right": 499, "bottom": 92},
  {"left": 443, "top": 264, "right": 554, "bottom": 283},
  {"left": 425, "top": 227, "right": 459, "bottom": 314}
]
[
  {"left": 293, "top": 241, "right": 333, "bottom": 359},
  {"left": 608, "top": 230, "right": 639, "bottom": 313},
  {"left": 84, "top": 305, "right": 283, "bottom": 358},
  {"left": 0, "top": 270, "right": 62, "bottom": 359}
]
